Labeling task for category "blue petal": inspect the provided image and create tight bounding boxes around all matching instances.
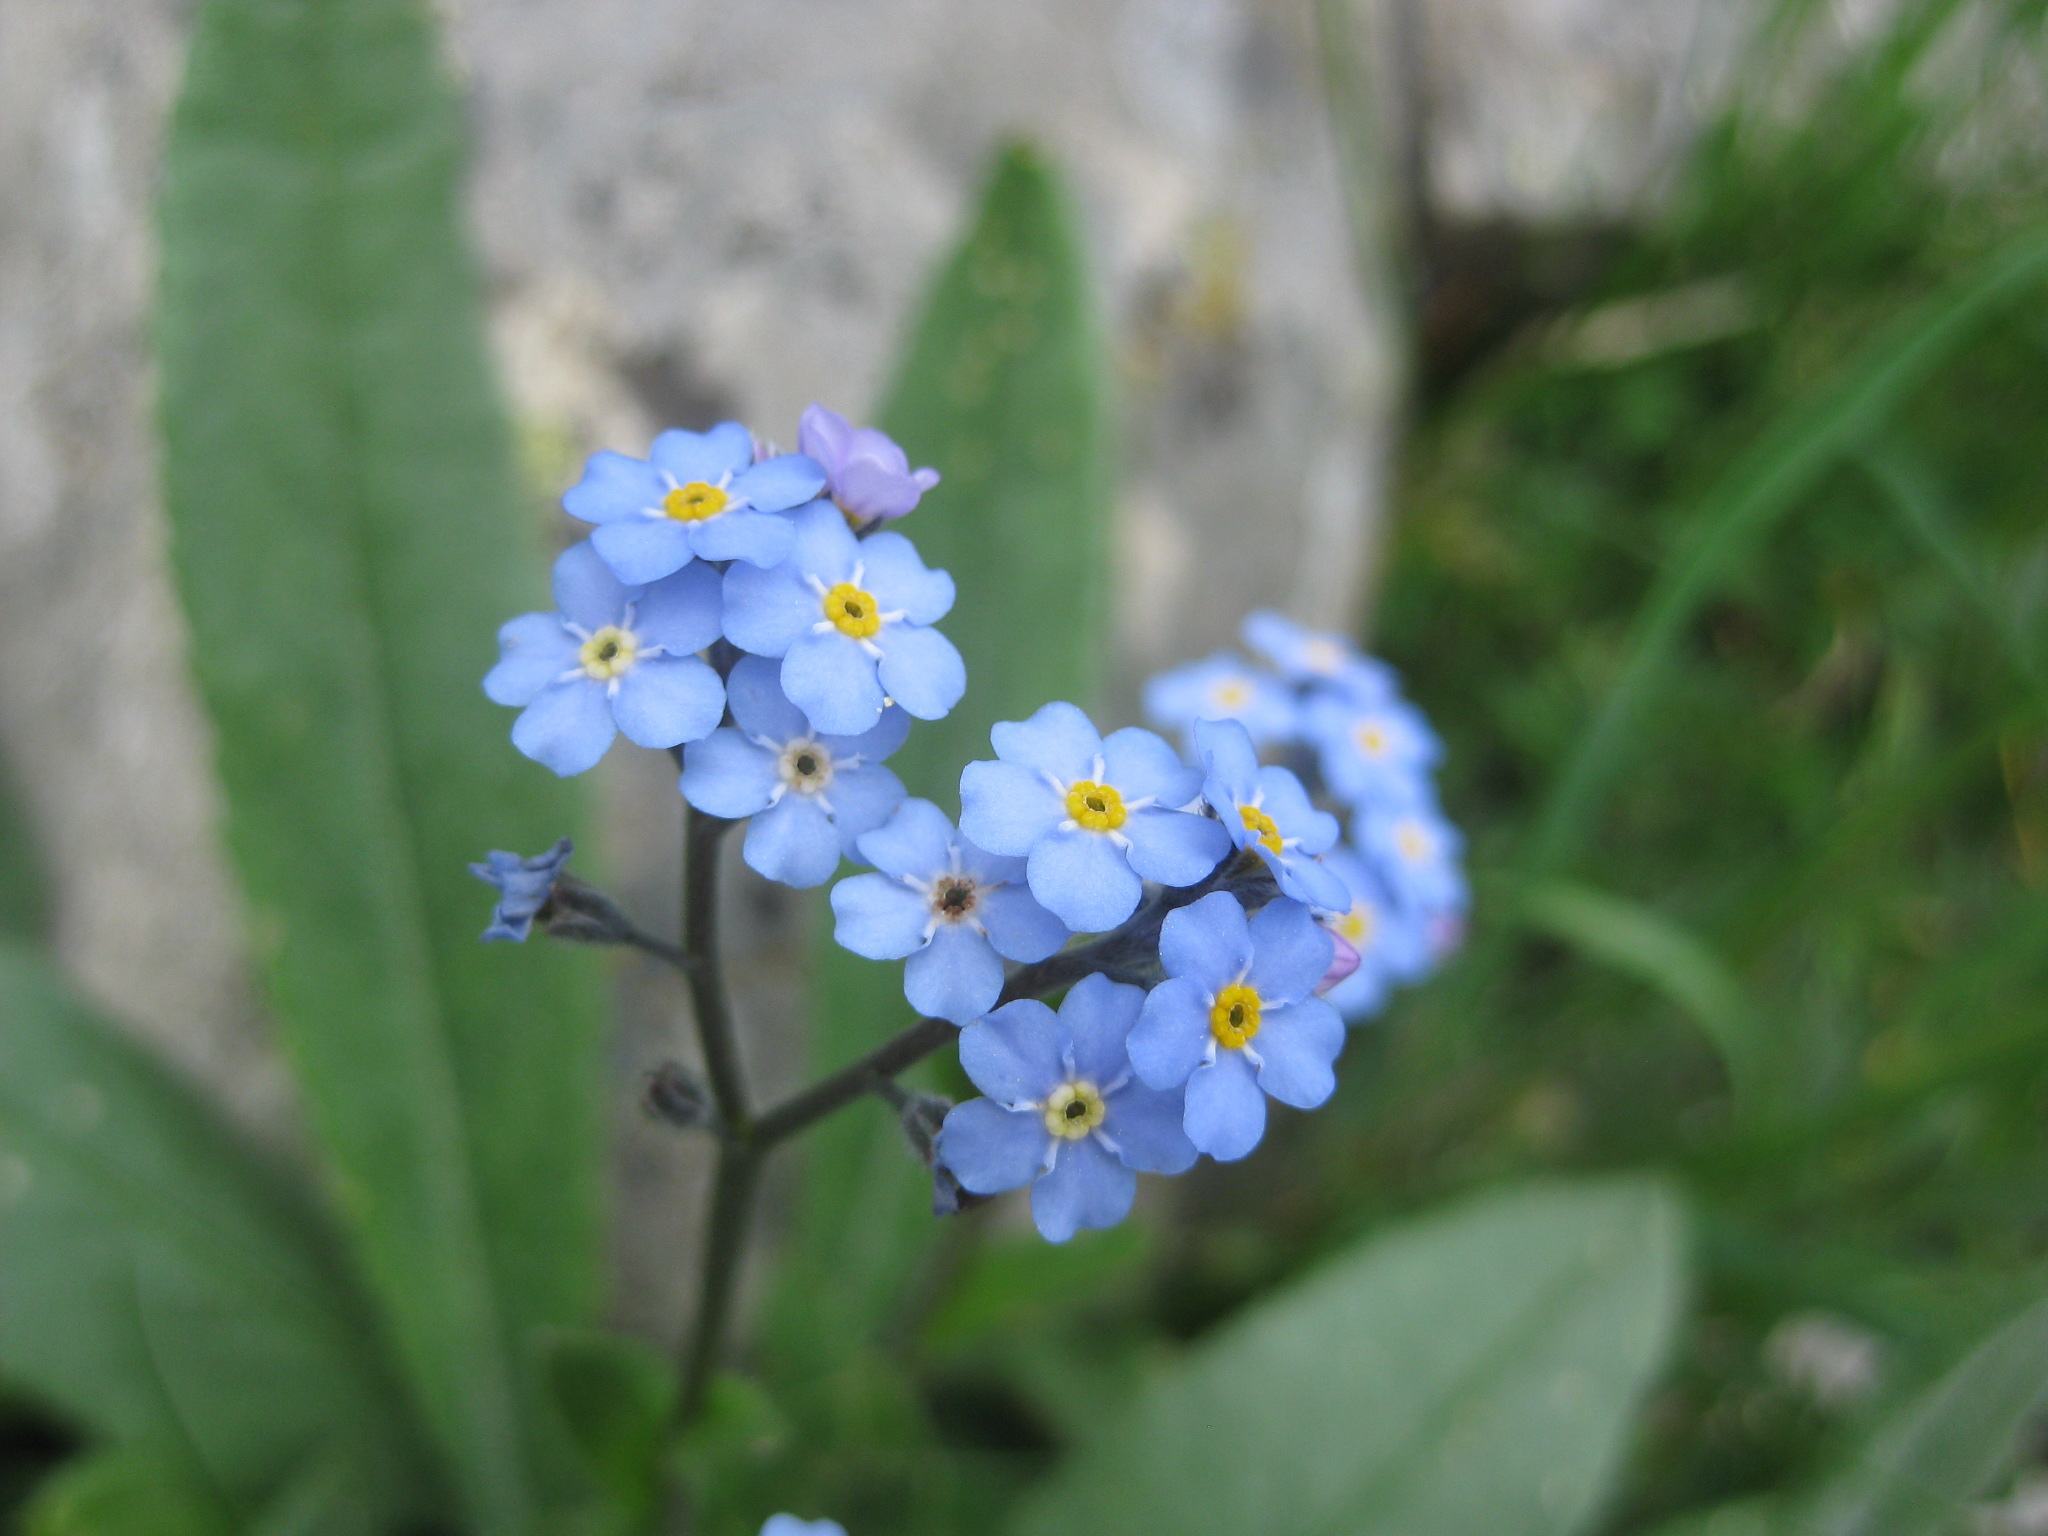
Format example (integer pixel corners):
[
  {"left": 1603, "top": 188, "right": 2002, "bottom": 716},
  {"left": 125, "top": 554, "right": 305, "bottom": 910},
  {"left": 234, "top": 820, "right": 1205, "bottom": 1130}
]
[
  {"left": 722, "top": 654, "right": 809, "bottom": 742},
  {"left": 1192, "top": 716, "right": 1261, "bottom": 801},
  {"left": 855, "top": 532, "right": 954, "bottom": 623},
  {"left": 1030, "top": 1138, "right": 1135, "bottom": 1243},
  {"left": 678, "top": 729, "right": 779, "bottom": 818},
  {"left": 958, "top": 760, "right": 1064, "bottom": 856},
  {"left": 511, "top": 679, "right": 617, "bottom": 776},
  {"left": 1103, "top": 726, "right": 1201, "bottom": 806},
  {"left": 688, "top": 507, "right": 796, "bottom": 568},
  {"left": 742, "top": 797, "right": 842, "bottom": 888},
  {"left": 958, "top": 1000, "right": 1064, "bottom": 1102},
  {"left": 720, "top": 561, "right": 816, "bottom": 658},
  {"left": 1026, "top": 829, "right": 1142, "bottom": 932},
  {"left": 1269, "top": 852, "right": 1353, "bottom": 914},
  {"left": 824, "top": 765, "right": 906, "bottom": 851},
  {"left": 1127, "top": 976, "right": 1213, "bottom": 1089},
  {"left": 1122, "top": 807, "right": 1230, "bottom": 887},
  {"left": 829, "top": 873, "right": 930, "bottom": 960},
  {"left": 1256, "top": 766, "right": 1339, "bottom": 852},
  {"left": 1247, "top": 898, "right": 1335, "bottom": 1001},
  {"left": 875, "top": 624, "right": 965, "bottom": 721},
  {"left": 563, "top": 450, "right": 662, "bottom": 525},
  {"left": 955, "top": 835, "right": 1026, "bottom": 887},
  {"left": 552, "top": 540, "right": 633, "bottom": 630},
  {"left": 783, "top": 501, "right": 860, "bottom": 583},
  {"left": 991, "top": 702, "right": 1101, "bottom": 780},
  {"left": 1059, "top": 973, "right": 1144, "bottom": 1083},
  {"left": 828, "top": 703, "right": 910, "bottom": 765},
  {"left": 1157, "top": 892, "right": 1252, "bottom": 991},
  {"left": 936, "top": 1099, "right": 1047, "bottom": 1195},
  {"left": 1104, "top": 1081, "right": 1197, "bottom": 1174},
  {"left": 648, "top": 423, "right": 751, "bottom": 485},
  {"left": 591, "top": 519, "right": 696, "bottom": 585},
  {"left": 633, "top": 560, "right": 723, "bottom": 654},
  {"left": 854, "top": 798, "right": 954, "bottom": 880},
  {"left": 782, "top": 631, "right": 886, "bottom": 736},
  {"left": 1183, "top": 1051, "right": 1266, "bottom": 1161},
  {"left": 905, "top": 925, "right": 1004, "bottom": 1024},
  {"left": 1253, "top": 998, "right": 1345, "bottom": 1109},
  {"left": 733, "top": 452, "right": 827, "bottom": 512},
  {"left": 977, "top": 884, "right": 1068, "bottom": 964},
  {"left": 611, "top": 655, "right": 725, "bottom": 748},
  {"left": 485, "top": 613, "right": 576, "bottom": 706}
]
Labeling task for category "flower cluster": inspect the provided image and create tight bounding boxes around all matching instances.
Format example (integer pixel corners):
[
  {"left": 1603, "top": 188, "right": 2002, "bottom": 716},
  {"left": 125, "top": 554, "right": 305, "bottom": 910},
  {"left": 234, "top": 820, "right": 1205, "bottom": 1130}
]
[{"left": 485, "top": 406, "right": 953, "bottom": 887}]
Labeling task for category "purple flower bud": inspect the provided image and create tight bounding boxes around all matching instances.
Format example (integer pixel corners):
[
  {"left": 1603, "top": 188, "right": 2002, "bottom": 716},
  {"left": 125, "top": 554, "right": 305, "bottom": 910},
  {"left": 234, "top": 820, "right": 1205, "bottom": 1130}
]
[
  {"left": 799, "top": 403, "right": 940, "bottom": 525},
  {"left": 1318, "top": 926, "right": 1362, "bottom": 993}
]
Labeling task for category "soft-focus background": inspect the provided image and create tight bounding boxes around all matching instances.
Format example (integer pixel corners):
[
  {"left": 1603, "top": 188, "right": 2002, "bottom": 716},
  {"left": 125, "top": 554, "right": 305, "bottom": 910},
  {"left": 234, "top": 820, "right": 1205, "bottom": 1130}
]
[{"left": 4, "top": 1, "right": 2048, "bottom": 1533}]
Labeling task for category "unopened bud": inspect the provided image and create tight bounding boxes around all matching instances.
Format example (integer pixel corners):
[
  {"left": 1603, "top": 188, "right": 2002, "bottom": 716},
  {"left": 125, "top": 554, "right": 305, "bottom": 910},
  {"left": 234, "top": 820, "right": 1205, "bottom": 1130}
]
[
  {"left": 1317, "top": 928, "right": 1361, "bottom": 994},
  {"left": 644, "top": 1061, "right": 716, "bottom": 1131}
]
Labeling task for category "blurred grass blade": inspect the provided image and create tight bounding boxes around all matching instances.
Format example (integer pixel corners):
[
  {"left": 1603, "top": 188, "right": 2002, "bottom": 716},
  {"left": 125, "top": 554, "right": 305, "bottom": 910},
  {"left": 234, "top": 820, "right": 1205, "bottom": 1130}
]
[
  {"left": 0, "top": 944, "right": 422, "bottom": 1526},
  {"left": 776, "top": 143, "right": 1113, "bottom": 1366},
  {"left": 22, "top": 1448, "right": 231, "bottom": 1536},
  {"left": 0, "top": 759, "right": 48, "bottom": 943},
  {"left": 1010, "top": 1178, "right": 1687, "bottom": 1536},
  {"left": 1799, "top": 1295, "right": 2048, "bottom": 1536},
  {"left": 1517, "top": 880, "right": 1770, "bottom": 1108},
  {"left": 1524, "top": 225, "right": 2048, "bottom": 878},
  {"left": 156, "top": 1, "right": 605, "bottom": 1524}
]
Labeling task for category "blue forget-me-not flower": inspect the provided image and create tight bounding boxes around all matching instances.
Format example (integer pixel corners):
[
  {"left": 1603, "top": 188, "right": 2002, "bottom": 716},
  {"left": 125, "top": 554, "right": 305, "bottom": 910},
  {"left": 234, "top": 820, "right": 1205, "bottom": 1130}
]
[
  {"left": 936, "top": 975, "right": 1198, "bottom": 1243},
  {"left": 1143, "top": 651, "right": 1297, "bottom": 745},
  {"left": 1193, "top": 718, "right": 1350, "bottom": 912},
  {"left": 1300, "top": 689, "right": 1442, "bottom": 808},
  {"left": 830, "top": 799, "right": 1068, "bottom": 1025},
  {"left": 1242, "top": 610, "right": 1394, "bottom": 700},
  {"left": 1128, "top": 892, "right": 1345, "bottom": 1161},
  {"left": 680, "top": 656, "right": 908, "bottom": 889},
  {"left": 958, "top": 702, "right": 1231, "bottom": 932},
  {"left": 485, "top": 541, "right": 725, "bottom": 776},
  {"left": 468, "top": 838, "right": 574, "bottom": 942}
]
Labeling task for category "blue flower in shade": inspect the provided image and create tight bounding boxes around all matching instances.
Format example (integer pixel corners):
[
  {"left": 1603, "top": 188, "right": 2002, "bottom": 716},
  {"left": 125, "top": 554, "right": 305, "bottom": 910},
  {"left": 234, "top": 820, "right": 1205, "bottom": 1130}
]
[
  {"left": 1128, "top": 892, "right": 1345, "bottom": 1161},
  {"left": 1318, "top": 847, "right": 1432, "bottom": 1021},
  {"left": 958, "top": 703, "right": 1231, "bottom": 933},
  {"left": 468, "top": 838, "right": 573, "bottom": 942},
  {"left": 830, "top": 799, "right": 1068, "bottom": 1025},
  {"left": 1242, "top": 610, "right": 1394, "bottom": 700},
  {"left": 799, "top": 403, "right": 940, "bottom": 526},
  {"left": 721, "top": 503, "right": 964, "bottom": 736},
  {"left": 563, "top": 422, "right": 825, "bottom": 583},
  {"left": 936, "top": 975, "right": 1198, "bottom": 1243},
  {"left": 1143, "top": 651, "right": 1297, "bottom": 745},
  {"left": 1300, "top": 689, "right": 1441, "bottom": 807},
  {"left": 1352, "top": 788, "right": 1468, "bottom": 915},
  {"left": 680, "top": 656, "right": 907, "bottom": 889},
  {"left": 1193, "top": 718, "right": 1350, "bottom": 912},
  {"left": 761, "top": 1519, "right": 846, "bottom": 1536},
  {"left": 485, "top": 542, "right": 725, "bottom": 776}
]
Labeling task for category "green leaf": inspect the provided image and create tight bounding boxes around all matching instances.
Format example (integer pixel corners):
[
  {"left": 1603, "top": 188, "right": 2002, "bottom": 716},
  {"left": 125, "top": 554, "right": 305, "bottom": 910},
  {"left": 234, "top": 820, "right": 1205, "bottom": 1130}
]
[
  {"left": 1524, "top": 224, "right": 2048, "bottom": 878},
  {"left": 1516, "top": 880, "right": 1770, "bottom": 1108},
  {"left": 777, "top": 143, "right": 1113, "bottom": 1364},
  {"left": 0, "top": 945, "right": 422, "bottom": 1526},
  {"left": 22, "top": 1449, "right": 231, "bottom": 1536},
  {"left": 541, "top": 1330, "right": 677, "bottom": 1517},
  {"left": 1796, "top": 1294, "right": 2048, "bottom": 1536},
  {"left": 1010, "top": 1178, "right": 1688, "bottom": 1536},
  {"left": 156, "top": 1, "right": 605, "bottom": 1526}
]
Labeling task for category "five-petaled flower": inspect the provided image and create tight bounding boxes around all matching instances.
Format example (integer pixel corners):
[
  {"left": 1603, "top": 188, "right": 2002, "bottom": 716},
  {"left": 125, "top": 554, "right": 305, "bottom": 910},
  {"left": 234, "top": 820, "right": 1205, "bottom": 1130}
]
[
  {"left": 1128, "top": 892, "right": 1345, "bottom": 1161},
  {"left": 936, "top": 975, "right": 1198, "bottom": 1243},
  {"left": 830, "top": 799, "right": 1068, "bottom": 1025},
  {"left": 958, "top": 702, "right": 1231, "bottom": 932},
  {"left": 469, "top": 838, "right": 574, "bottom": 943},
  {"left": 485, "top": 542, "right": 725, "bottom": 777},
  {"left": 681, "top": 657, "right": 909, "bottom": 889},
  {"left": 799, "top": 403, "right": 941, "bottom": 527},
  {"left": 1352, "top": 789, "right": 1468, "bottom": 916},
  {"left": 1143, "top": 651, "right": 1297, "bottom": 745},
  {"left": 1242, "top": 610, "right": 1394, "bottom": 700},
  {"left": 1301, "top": 690, "right": 1440, "bottom": 807},
  {"left": 1193, "top": 718, "right": 1350, "bottom": 912},
  {"left": 722, "top": 503, "right": 965, "bottom": 736},
  {"left": 563, "top": 422, "right": 825, "bottom": 584}
]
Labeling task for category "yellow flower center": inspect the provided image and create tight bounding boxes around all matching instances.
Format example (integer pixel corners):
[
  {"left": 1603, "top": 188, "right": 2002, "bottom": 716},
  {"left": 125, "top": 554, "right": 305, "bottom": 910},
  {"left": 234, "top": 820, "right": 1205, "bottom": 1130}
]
[
  {"left": 578, "top": 625, "right": 638, "bottom": 680},
  {"left": 1354, "top": 721, "right": 1390, "bottom": 758},
  {"left": 1042, "top": 1081, "right": 1107, "bottom": 1141},
  {"left": 1302, "top": 638, "right": 1344, "bottom": 675},
  {"left": 1209, "top": 983, "right": 1263, "bottom": 1049},
  {"left": 662, "top": 481, "right": 729, "bottom": 522},
  {"left": 822, "top": 581, "right": 882, "bottom": 639},
  {"left": 1210, "top": 678, "right": 1251, "bottom": 712},
  {"left": 1338, "top": 905, "right": 1375, "bottom": 946},
  {"left": 1395, "top": 820, "right": 1433, "bottom": 863},
  {"left": 930, "top": 876, "right": 980, "bottom": 923},
  {"left": 1238, "top": 803, "right": 1283, "bottom": 855},
  {"left": 1064, "top": 780, "right": 1127, "bottom": 832},
  {"left": 777, "top": 740, "right": 833, "bottom": 795}
]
